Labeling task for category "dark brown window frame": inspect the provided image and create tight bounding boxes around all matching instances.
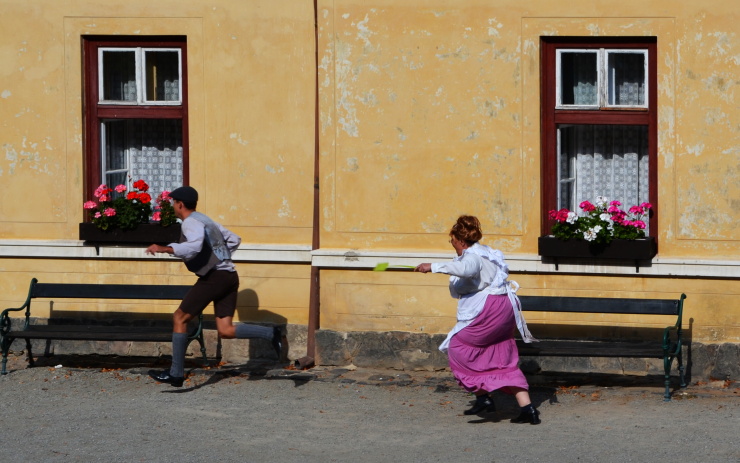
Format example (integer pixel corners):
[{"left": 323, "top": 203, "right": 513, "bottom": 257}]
[
  {"left": 82, "top": 35, "right": 189, "bottom": 203},
  {"left": 540, "top": 37, "right": 657, "bottom": 237}
]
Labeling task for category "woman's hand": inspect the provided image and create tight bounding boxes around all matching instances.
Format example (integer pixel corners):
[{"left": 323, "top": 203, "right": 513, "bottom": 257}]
[{"left": 415, "top": 263, "right": 432, "bottom": 273}]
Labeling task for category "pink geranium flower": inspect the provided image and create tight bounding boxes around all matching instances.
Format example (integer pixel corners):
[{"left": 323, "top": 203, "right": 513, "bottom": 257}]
[
  {"left": 579, "top": 201, "right": 596, "bottom": 213},
  {"left": 83, "top": 178, "right": 174, "bottom": 230},
  {"left": 549, "top": 196, "right": 651, "bottom": 243}
]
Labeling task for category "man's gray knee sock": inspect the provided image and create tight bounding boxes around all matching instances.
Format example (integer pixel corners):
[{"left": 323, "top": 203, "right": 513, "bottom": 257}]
[
  {"left": 170, "top": 332, "right": 188, "bottom": 377},
  {"left": 234, "top": 323, "right": 272, "bottom": 340}
]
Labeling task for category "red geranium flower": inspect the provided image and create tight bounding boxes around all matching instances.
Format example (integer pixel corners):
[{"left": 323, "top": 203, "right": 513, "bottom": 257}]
[{"left": 133, "top": 179, "right": 149, "bottom": 192}]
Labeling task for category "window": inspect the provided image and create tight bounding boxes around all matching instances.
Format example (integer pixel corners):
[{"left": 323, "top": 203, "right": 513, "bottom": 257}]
[
  {"left": 541, "top": 37, "right": 657, "bottom": 235},
  {"left": 83, "top": 37, "right": 188, "bottom": 204}
]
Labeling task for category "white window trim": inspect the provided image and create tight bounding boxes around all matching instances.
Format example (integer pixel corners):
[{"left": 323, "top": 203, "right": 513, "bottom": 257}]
[
  {"left": 98, "top": 47, "right": 182, "bottom": 106},
  {"left": 555, "top": 48, "right": 648, "bottom": 110}
]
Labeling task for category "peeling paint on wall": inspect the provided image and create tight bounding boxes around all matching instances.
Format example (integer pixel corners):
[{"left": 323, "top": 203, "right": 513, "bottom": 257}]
[
  {"left": 335, "top": 40, "right": 360, "bottom": 137},
  {"left": 229, "top": 133, "right": 249, "bottom": 145},
  {"left": 277, "top": 197, "right": 292, "bottom": 218},
  {"left": 2, "top": 140, "right": 49, "bottom": 176}
]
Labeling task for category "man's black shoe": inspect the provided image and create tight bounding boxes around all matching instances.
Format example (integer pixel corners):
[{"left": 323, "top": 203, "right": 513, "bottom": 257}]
[
  {"left": 272, "top": 326, "right": 283, "bottom": 359},
  {"left": 149, "top": 369, "right": 184, "bottom": 387}
]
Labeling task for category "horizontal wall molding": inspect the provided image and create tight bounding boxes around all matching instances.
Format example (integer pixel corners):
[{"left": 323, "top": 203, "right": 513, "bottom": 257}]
[
  {"left": 312, "top": 249, "right": 740, "bottom": 279},
  {"left": 0, "top": 241, "right": 738, "bottom": 278},
  {"left": 0, "top": 240, "right": 312, "bottom": 263}
]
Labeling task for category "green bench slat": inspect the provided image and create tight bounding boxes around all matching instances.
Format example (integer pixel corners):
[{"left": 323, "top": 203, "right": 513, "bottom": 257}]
[
  {"left": 518, "top": 296, "right": 679, "bottom": 315},
  {"left": 7, "top": 325, "right": 174, "bottom": 342},
  {"left": 516, "top": 340, "right": 666, "bottom": 358},
  {"left": 31, "top": 283, "right": 191, "bottom": 300}
]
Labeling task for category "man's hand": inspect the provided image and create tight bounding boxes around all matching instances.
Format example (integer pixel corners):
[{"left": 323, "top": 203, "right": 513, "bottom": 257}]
[{"left": 145, "top": 244, "right": 172, "bottom": 255}]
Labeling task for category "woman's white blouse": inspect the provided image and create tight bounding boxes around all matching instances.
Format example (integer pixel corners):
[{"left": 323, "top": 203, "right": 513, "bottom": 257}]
[{"left": 432, "top": 243, "right": 536, "bottom": 352}]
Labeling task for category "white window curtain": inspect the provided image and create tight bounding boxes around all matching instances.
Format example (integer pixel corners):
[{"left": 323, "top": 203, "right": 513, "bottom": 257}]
[
  {"left": 559, "top": 124, "right": 649, "bottom": 217},
  {"left": 130, "top": 120, "right": 183, "bottom": 198},
  {"left": 103, "top": 119, "right": 183, "bottom": 200}
]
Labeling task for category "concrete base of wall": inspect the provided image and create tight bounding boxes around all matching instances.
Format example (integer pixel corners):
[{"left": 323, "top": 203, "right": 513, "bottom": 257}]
[
  {"left": 314, "top": 329, "right": 740, "bottom": 382},
  {"left": 5, "top": 322, "right": 737, "bottom": 381}
]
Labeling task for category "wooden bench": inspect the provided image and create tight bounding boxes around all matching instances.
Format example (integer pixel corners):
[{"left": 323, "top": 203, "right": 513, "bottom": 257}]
[
  {"left": 515, "top": 294, "right": 687, "bottom": 401},
  {"left": 1, "top": 278, "right": 207, "bottom": 375}
]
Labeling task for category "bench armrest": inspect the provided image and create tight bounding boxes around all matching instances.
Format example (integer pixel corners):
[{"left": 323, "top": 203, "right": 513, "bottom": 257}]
[
  {"left": 662, "top": 325, "right": 681, "bottom": 356},
  {"left": 1, "top": 278, "right": 38, "bottom": 337},
  {"left": 661, "top": 294, "right": 687, "bottom": 356}
]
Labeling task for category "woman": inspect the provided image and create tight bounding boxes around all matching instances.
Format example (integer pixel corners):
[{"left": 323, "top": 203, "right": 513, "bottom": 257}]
[{"left": 415, "top": 215, "right": 540, "bottom": 424}]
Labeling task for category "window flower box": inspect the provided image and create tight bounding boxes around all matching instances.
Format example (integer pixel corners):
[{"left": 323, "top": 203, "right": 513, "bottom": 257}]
[
  {"left": 80, "top": 179, "right": 180, "bottom": 248},
  {"left": 79, "top": 222, "right": 181, "bottom": 245},
  {"left": 538, "top": 236, "right": 657, "bottom": 269}
]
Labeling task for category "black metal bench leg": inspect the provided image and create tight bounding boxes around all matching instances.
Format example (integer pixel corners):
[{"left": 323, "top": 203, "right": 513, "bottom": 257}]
[
  {"left": 197, "top": 334, "right": 208, "bottom": 367},
  {"left": 663, "top": 354, "right": 673, "bottom": 402},
  {"left": 25, "top": 338, "right": 35, "bottom": 368},
  {"left": 678, "top": 349, "right": 687, "bottom": 388},
  {"left": 0, "top": 337, "right": 9, "bottom": 375}
]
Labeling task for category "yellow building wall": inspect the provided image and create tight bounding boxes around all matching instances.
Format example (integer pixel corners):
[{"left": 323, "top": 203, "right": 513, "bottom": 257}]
[
  {"left": 0, "top": 1, "right": 738, "bottom": 347},
  {"left": 0, "top": 0, "right": 316, "bottom": 244},
  {"left": 317, "top": 1, "right": 739, "bottom": 255},
  {"left": 0, "top": 1, "right": 315, "bottom": 327},
  {"left": 315, "top": 1, "right": 739, "bottom": 343}
]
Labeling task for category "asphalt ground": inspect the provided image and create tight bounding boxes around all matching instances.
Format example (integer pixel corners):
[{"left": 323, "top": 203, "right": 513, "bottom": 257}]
[{"left": 0, "top": 353, "right": 737, "bottom": 463}]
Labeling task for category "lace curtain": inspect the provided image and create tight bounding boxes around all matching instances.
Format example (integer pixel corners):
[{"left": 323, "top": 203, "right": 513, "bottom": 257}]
[
  {"left": 103, "top": 119, "right": 183, "bottom": 201},
  {"left": 559, "top": 124, "right": 649, "bottom": 223}
]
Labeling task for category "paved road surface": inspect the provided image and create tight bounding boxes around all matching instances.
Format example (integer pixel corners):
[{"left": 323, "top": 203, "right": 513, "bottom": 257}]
[{"left": 0, "top": 354, "right": 737, "bottom": 463}]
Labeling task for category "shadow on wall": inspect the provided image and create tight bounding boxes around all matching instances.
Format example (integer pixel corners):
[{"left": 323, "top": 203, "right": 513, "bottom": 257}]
[
  {"left": 235, "top": 288, "right": 287, "bottom": 326},
  {"left": 212, "top": 288, "right": 287, "bottom": 363}
]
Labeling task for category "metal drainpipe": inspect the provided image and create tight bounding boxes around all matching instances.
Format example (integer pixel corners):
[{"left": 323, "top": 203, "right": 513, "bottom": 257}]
[{"left": 305, "top": 0, "right": 321, "bottom": 363}]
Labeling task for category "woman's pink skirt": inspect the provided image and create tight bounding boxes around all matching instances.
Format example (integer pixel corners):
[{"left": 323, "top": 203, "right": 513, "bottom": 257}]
[{"left": 447, "top": 294, "right": 529, "bottom": 394}]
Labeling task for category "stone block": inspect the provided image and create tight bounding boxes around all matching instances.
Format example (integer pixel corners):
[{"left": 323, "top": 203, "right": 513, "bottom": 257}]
[
  {"left": 316, "top": 329, "right": 447, "bottom": 371},
  {"left": 711, "top": 343, "right": 740, "bottom": 380},
  {"left": 315, "top": 329, "right": 353, "bottom": 366}
]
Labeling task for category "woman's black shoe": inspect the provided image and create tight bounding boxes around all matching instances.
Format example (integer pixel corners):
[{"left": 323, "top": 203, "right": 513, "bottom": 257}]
[
  {"left": 149, "top": 369, "right": 184, "bottom": 387},
  {"left": 464, "top": 395, "right": 496, "bottom": 415},
  {"left": 510, "top": 406, "right": 541, "bottom": 425}
]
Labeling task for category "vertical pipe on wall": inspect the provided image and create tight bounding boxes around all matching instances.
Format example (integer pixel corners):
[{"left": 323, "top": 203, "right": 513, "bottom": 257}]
[{"left": 305, "top": 0, "right": 321, "bottom": 360}]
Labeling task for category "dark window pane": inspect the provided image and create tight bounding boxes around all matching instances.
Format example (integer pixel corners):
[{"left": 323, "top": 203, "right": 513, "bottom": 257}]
[
  {"left": 560, "top": 52, "right": 597, "bottom": 105},
  {"left": 607, "top": 53, "right": 646, "bottom": 105},
  {"left": 144, "top": 51, "right": 180, "bottom": 102},
  {"left": 101, "top": 51, "right": 137, "bottom": 101}
]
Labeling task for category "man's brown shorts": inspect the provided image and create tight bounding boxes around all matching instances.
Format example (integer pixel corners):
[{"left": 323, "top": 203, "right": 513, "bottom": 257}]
[{"left": 179, "top": 269, "right": 239, "bottom": 318}]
